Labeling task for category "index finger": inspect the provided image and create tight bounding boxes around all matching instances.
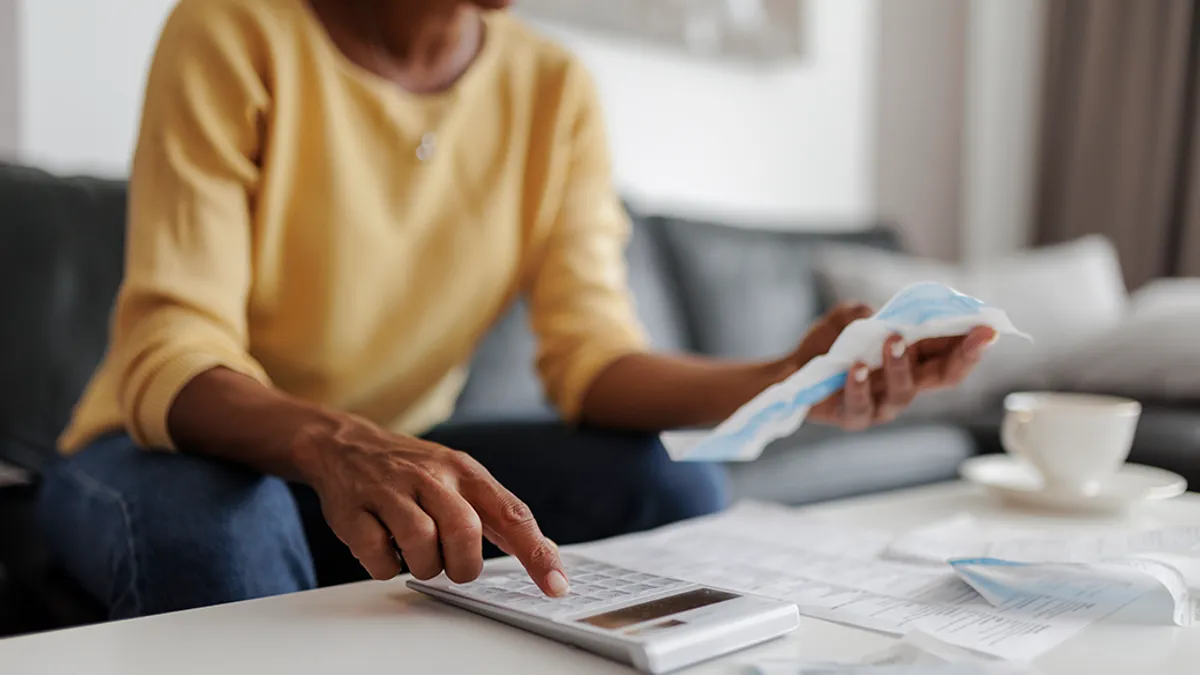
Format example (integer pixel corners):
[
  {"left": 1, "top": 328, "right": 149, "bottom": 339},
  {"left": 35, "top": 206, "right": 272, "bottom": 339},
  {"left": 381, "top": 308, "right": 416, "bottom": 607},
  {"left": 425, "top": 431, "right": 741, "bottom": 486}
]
[{"left": 460, "top": 472, "right": 568, "bottom": 597}]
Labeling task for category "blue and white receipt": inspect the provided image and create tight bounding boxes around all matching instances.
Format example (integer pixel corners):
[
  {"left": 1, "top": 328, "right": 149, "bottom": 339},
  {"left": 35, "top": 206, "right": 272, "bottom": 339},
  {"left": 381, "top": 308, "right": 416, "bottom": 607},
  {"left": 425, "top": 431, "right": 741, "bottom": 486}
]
[{"left": 661, "top": 282, "right": 1029, "bottom": 462}]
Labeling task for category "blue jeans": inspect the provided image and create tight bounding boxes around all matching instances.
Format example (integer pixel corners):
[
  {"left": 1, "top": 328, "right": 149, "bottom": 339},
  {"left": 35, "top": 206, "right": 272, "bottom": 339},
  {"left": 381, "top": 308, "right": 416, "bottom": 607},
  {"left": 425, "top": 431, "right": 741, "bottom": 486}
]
[{"left": 37, "top": 423, "right": 728, "bottom": 619}]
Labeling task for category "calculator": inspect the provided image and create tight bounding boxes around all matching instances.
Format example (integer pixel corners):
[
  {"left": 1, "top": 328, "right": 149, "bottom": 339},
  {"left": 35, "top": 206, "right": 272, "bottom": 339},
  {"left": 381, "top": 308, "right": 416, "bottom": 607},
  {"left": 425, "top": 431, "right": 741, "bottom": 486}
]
[{"left": 407, "top": 554, "right": 800, "bottom": 673}]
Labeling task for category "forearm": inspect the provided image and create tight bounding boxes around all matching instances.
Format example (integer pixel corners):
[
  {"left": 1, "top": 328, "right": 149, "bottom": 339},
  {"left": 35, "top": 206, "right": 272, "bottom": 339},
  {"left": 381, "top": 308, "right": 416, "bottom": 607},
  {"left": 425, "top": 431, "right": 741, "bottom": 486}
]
[
  {"left": 166, "top": 366, "right": 340, "bottom": 484},
  {"left": 578, "top": 353, "right": 795, "bottom": 431}
]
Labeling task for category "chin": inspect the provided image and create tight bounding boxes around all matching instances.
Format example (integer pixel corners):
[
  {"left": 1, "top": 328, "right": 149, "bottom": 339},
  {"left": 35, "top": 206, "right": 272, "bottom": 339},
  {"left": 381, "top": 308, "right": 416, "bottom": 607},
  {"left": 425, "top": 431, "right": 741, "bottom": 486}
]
[{"left": 470, "top": 0, "right": 515, "bottom": 9}]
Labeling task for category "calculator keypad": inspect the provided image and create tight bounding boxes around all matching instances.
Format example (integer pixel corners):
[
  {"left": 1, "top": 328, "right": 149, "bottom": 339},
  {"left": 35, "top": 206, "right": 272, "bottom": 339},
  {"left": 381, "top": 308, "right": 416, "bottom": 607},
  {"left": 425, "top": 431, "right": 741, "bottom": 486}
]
[{"left": 453, "top": 556, "right": 692, "bottom": 618}]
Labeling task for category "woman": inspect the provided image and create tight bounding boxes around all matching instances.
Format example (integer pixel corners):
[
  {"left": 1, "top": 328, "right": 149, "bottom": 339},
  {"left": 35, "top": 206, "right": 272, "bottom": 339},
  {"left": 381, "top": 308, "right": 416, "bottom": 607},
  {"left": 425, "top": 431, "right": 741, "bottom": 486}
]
[{"left": 39, "top": 0, "right": 995, "bottom": 619}]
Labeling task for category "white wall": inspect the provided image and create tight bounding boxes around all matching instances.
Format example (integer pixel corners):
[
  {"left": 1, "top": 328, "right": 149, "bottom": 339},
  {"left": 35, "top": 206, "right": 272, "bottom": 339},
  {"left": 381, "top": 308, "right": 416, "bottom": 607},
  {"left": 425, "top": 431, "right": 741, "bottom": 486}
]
[
  {"left": 537, "top": 0, "right": 879, "bottom": 226},
  {"left": 12, "top": 0, "right": 880, "bottom": 226},
  {"left": 961, "top": 0, "right": 1045, "bottom": 261},
  {"left": 0, "top": 0, "right": 18, "bottom": 157},
  {"left": 17, "top": 0, "right": 174, "bottom": 175},
  {"left": 873, "top": 0, "right": 968, "bottom": 260},
  {"left": 874, "top": 0, "right": 1046, "bottom": 260}
]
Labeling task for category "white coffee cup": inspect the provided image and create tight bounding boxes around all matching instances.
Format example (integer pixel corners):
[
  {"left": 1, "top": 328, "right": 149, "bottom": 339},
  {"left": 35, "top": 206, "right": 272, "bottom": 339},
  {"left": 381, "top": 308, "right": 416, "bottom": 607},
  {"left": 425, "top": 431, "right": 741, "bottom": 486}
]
[{"left": 1002, "top": 392, "right": 1141, "bottom": 494}]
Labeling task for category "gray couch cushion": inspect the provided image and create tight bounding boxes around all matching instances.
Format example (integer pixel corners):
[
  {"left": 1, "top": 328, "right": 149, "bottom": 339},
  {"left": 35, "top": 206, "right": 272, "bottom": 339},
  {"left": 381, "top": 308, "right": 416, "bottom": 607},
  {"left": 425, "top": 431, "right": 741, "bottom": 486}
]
[
  {"left": 451, "top": 214, "right": 690, "bottom": 422},
  {"left": 656, "top": 217, "right": 901, "bottom": 360},
  {"left": 448, "top": 299, "right": 555, "bottom": 423},
  {"left": 727, "top": 421, "right": 974, "bottom": 505},
  {"left": 1128, "top": 406, "right": 1200, "bottom": 482},
  {"left": 0, "top": 164, "right": 126, "bottom": 473}
]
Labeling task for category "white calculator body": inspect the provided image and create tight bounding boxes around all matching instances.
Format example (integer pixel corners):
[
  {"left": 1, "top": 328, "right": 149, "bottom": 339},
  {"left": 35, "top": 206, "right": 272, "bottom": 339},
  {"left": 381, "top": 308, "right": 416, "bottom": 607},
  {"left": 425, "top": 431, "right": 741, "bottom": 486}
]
[{"left": 407, "top": 555, "right": 800, "bottom": 673}]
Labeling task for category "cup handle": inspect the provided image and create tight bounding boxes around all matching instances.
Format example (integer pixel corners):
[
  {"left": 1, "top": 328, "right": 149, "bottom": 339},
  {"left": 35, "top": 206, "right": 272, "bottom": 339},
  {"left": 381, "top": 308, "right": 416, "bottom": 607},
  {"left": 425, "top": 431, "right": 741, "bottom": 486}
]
[{"left": 1002, "top": 411, "right": 1033, "bottom": 461}]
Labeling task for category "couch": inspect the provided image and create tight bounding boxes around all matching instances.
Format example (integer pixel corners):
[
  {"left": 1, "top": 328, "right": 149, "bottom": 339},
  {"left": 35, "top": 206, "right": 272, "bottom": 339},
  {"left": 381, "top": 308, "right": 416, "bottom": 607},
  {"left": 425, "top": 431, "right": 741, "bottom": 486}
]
[{"left": 1, "top": 162, "right": 1195, "bottom": 637}]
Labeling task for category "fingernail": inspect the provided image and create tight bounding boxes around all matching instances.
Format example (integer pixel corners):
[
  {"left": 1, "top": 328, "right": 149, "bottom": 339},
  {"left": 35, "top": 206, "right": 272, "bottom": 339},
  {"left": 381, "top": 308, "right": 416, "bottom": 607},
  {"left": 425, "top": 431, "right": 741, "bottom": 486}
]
[
  {"left": 854, "top": 367, "right": 869, "bottom": 383},
  {"left": 890, "top": 341, "right": 906, "bottom": 359},
  {"left": 986, "top": 334, "right": 1000, "bottom": 347},
  {"left": 546, "top": 570, "right": 570, "bottom": 597}
]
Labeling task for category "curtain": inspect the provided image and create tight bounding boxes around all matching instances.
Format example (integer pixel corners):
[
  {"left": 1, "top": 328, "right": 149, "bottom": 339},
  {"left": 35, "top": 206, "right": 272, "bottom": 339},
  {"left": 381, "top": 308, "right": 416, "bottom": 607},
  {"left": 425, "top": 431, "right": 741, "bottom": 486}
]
[{"left": 1035, "top": 0, "right": 1200, "bottom": 288}]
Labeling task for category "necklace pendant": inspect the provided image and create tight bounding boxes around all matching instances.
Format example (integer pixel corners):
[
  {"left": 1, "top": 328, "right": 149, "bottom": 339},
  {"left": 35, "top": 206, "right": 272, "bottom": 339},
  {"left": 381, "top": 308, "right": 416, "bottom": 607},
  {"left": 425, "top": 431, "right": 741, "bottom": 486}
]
[{"left": 416, "top": 132, "right": 437, "bottom": 162}]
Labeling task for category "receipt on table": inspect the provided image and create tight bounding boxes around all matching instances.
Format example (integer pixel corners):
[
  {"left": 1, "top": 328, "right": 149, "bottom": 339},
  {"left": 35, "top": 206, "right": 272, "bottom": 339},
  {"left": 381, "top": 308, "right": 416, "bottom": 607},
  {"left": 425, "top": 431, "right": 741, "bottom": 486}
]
[
  {"left": 571, "top": 503, "right": 1119, "bottom": 662},
  {"left": 884, "top": 515, "right": 1200, "bottom": 628},
  {"left": 950, "top": 554, "right": 1200, "bottom": 628},
  {"left": 748, "top": 664, "right": 1029, "bottom": 675},
  {"left": 661, "top": 282, "right": 1029, "bottom": 462},
  {"left": 749, "top": 631, "right": 1036, "bottom": 674}
]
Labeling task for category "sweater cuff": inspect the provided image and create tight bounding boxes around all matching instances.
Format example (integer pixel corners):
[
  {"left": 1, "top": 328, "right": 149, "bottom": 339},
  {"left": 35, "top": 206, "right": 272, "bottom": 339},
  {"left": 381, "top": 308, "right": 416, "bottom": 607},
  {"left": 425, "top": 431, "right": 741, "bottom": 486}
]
[{"left": 131, "top": 351, "right": 269, "bottom": 450}]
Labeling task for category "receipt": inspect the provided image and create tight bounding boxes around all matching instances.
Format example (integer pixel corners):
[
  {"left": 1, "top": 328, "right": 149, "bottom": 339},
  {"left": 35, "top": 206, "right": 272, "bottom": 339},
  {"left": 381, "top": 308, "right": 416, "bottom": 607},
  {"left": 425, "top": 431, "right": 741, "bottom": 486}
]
[
  {"left": 750, "top": 666, "right": 1023, "bottom": 675},
  {"left": 887, "top": 516, "right": 1200, "bottom": 628},
  {"left": 949, "top": 555, "right": 1200, "bottom": 628},
  {"left": 661, "top": 282, "right": 1028, "bottom": 462},
  {"left": 1100, "top": 554, "right": 1200, "bottom": 626},
  {"left": 749, "top": 631, "right": 1035, "bottom": 674},
  {"left": 572, "top": 503, "right": 1115, "bottom": 662}
]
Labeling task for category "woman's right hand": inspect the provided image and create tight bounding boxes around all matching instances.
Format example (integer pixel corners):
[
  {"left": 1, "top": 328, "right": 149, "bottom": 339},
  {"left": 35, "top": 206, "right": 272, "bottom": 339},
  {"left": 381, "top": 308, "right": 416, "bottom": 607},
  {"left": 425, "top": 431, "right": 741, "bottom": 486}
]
[
  {"left": 168, "top": 367, "right": 567, "bottom": 595},
  {"left": 292, "top": 414, "right": 569, "bottom": 596}
]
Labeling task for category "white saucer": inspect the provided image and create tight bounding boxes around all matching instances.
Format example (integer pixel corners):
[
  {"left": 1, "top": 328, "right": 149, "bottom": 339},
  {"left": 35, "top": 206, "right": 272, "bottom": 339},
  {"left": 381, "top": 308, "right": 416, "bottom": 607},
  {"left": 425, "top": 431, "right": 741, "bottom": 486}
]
[{"left": 959, "top": 455, "right": 1189, "bottom": 513}]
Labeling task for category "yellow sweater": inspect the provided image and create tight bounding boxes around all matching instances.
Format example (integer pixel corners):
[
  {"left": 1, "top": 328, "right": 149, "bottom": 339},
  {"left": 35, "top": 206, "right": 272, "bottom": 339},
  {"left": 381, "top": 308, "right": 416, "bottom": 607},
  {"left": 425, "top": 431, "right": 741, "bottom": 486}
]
[{"left": 60, "top": 0, "right": 647, "bottom": 453}]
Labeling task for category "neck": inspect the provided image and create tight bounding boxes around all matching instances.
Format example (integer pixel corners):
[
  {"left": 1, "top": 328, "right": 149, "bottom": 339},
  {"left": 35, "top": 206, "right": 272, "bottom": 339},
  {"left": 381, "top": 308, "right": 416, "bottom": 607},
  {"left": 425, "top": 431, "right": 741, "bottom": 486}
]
[{"left": 370, "top": 0, "right": 477, "bottom": 68}]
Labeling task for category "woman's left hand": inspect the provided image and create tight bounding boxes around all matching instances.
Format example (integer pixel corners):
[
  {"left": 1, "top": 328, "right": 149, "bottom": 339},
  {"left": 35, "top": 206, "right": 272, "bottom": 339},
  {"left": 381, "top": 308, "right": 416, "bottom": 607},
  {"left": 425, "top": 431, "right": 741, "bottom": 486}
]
[{"left": 790, "top": 303, "right": 997, "bottom": 430}]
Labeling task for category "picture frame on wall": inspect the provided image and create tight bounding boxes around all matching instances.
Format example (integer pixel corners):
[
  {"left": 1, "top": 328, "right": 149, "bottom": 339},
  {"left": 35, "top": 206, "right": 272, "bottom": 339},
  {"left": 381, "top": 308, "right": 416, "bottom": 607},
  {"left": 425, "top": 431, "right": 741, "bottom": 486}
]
[{"left": 516, "top": 0, "right": 807, "bottom": 61}]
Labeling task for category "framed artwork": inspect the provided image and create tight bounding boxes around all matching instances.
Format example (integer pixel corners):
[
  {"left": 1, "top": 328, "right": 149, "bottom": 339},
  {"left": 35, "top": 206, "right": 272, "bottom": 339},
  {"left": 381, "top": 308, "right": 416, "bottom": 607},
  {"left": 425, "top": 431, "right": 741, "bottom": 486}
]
[{"left": 516, "top": 0, "right": 806, "bottom": 61}]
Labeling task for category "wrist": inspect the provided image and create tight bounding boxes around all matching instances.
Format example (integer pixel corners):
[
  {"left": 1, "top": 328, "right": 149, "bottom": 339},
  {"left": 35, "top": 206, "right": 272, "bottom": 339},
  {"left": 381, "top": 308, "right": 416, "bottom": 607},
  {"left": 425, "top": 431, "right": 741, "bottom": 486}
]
[
  {"left": 771, "top": 353, "right": 802, "bottom": 384},
  {"left": 284, "top": 407, "right": 345, "bottom": 488}
]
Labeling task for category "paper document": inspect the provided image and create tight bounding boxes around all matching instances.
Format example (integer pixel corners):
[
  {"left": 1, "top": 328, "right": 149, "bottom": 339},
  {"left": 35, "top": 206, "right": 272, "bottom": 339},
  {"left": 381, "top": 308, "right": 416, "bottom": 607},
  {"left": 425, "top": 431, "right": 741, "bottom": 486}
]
[
  {"left": 885, "top": 515, "right": 1200, "bottom": 565},
  {"left": 752, "top": 661, "right": 1027, "bottom": 675},
  {"left": 753, "top": 629, "right": 1036, "bottom": 672},
  {"left": 751, "top": 632, "right": 1036, "bottom": 674},
  {"left": 660, "top": 282, "right": 1029, "bottom": 463},
  {"left": 572, "top": 503, "right": 1125, "bottom": 662},
  {"left": 886, "top": 516, "right": 1200, "bottom": 627},
  {"left": 750, "top": 664, "right": 1028, "bottom": 675},
  {"left": 950, "top": 555, "right": 1200, "bottom": 628}
]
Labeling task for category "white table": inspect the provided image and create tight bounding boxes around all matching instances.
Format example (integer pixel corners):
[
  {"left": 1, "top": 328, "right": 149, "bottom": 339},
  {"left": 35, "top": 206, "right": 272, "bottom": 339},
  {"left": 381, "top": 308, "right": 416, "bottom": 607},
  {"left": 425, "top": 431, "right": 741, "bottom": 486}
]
[{"left": 4, "top": 482, "right": 1199, "bottom": 674}]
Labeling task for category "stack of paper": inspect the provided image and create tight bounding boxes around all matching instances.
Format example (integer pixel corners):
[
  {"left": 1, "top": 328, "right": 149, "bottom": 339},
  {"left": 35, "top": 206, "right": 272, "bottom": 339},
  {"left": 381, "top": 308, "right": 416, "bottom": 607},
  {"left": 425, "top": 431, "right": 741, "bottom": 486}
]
[
  {"left": 886, "top": 515, "right": 1200, "bottom": 627},
  {"left": 570, "top": 503, "right": 1199, "bottom": 664},
  {"left": 750, "top": 632, "right": 1036, "bottom": 674}
]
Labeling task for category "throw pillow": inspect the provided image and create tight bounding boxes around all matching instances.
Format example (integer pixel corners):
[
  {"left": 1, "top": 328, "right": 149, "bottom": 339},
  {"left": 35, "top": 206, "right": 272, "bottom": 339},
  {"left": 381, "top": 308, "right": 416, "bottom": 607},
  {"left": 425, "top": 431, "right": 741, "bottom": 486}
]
[
  {"left": 812, "top": 235, "right": 1129, "bottom": 417},
  {"left": 1051, "top": 279, "right": 1200, "bottom": 401}
]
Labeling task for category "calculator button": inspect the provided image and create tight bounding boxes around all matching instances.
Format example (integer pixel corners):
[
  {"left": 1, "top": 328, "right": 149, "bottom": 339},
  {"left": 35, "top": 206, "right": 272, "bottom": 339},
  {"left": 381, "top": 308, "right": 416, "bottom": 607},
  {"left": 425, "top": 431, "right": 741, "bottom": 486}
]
[{"left": 444, "top": 556, "right": 698, "bottom": 620}]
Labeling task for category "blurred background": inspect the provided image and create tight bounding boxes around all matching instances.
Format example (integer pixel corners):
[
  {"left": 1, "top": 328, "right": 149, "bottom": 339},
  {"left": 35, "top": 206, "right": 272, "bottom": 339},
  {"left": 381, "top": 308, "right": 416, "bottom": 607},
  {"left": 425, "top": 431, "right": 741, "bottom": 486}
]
[
  {"left": 5, "top": 0, "right": 1032, "bottom": 260},
  {"left": 2, "top": 0, "right": 1200, "bottom": 638},
  {"left": 5, "top": 0, "right": 1193, "bottom": 273}
]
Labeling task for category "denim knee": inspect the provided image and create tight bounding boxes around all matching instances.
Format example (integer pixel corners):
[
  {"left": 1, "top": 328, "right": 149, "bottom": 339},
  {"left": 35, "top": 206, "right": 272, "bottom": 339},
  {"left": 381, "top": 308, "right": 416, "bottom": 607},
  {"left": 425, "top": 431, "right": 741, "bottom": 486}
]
[
  {"left": 129, "top": 464, "right": 317, "bottom": 614},
  {"left": 617, "top": 434, "right": 730, "bottom": 525},
  {"left": 38, "top": 435, "right": 316, "bottom": 619}
]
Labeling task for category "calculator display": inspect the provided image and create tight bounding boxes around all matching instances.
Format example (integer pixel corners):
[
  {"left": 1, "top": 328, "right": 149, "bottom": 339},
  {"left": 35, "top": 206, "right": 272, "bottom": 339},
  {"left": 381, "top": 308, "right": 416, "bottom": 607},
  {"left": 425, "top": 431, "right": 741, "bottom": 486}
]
[{"left": 576, "top": 588, "right": 738, "bottom": 630}]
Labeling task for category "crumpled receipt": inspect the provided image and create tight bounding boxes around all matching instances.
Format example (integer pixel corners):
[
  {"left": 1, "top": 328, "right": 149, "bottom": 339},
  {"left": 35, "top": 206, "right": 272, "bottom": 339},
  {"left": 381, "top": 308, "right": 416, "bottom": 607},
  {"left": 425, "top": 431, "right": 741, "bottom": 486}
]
[
  {"left": 950, "top": 554, "right": 1200, "bottom": 628},
  {"left": 661, "top": 282, "right": 1029, "bottom": 462}
]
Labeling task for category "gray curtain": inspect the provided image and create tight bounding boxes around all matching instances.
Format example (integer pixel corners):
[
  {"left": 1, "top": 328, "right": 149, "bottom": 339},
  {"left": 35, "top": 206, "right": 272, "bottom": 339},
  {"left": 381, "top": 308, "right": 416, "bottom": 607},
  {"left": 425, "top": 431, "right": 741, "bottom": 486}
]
[{"left": 1035, "top": 0, "right": 1200, "bottom": 288}]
